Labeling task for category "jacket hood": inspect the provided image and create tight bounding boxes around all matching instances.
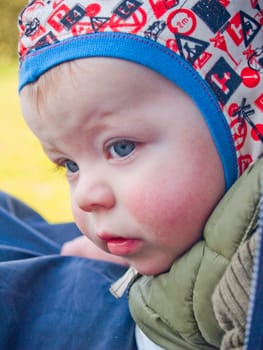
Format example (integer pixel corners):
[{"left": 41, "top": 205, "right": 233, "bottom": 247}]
[{"left": 18, "top": 0, "right": 263, "bottom": 189}]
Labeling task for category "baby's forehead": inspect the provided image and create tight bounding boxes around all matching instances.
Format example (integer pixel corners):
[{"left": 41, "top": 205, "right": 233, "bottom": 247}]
[
  {"left": 26, "top": 57, "right": 179, "bottom": 104},
  {"left": 20, "top": 57, "right": 200, "bottom": 140}
]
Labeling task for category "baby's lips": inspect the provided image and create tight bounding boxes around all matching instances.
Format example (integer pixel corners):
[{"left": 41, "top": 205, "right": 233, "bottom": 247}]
[{"left": 97, "top": 232, "right": 143, "bottom": 256}]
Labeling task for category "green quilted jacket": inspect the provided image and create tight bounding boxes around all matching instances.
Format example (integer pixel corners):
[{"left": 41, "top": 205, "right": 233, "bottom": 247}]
[{"left": 128, "top": 159, "right": 262, "bottom": 350}]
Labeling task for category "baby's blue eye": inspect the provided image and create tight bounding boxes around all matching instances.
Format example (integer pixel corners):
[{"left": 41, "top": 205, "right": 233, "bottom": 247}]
[
  {"left": 64, "top": 160, "right": 79, "bottom": 173},
  {"left": 109, "top": 141, "right": 136, "bottom": 158}
]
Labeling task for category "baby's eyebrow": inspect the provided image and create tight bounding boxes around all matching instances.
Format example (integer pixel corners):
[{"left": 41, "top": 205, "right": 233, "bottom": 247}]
[{"left": 40, "top": 141, "right": 62, "bottom": 155}]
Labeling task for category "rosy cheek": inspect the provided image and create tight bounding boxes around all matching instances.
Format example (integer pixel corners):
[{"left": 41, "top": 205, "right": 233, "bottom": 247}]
[{"left": 124, "top": 179, "right": 185, "bottom": 234}]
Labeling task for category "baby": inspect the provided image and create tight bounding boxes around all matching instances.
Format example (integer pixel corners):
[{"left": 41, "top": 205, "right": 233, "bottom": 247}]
[{"left": 18, "top": 0, "right": 263, "bottom": 349}]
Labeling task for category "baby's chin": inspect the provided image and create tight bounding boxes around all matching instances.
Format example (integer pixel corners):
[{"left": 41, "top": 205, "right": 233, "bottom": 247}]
[{"left": 130, "top": 261, "right": 172, "bottom": 276}]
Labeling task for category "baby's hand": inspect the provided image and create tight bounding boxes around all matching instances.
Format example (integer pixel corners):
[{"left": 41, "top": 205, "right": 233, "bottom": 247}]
[{"left": 61, "top": 235, "right": 128, "bottom": 266}]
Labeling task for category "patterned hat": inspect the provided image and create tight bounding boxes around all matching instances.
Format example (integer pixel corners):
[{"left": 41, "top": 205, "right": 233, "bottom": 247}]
[{"left": 18, "top": 0, "right": 263, "bottom": 189}]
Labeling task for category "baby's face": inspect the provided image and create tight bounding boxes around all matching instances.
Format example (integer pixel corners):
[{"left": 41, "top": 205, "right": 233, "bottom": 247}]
[{"left": 20, "top": 58, "right": 225, "bottom": 275}]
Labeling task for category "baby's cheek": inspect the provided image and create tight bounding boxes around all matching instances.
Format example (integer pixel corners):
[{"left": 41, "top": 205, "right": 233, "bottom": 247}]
[
  {"left": 124, "top": 181, "right": 184, "bottom": 232},
  {"left": 71, "top": 202, "right": 88, "bottom": 235}
]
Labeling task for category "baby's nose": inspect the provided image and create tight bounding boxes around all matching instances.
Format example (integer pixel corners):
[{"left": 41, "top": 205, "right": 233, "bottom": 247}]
[{"left": 74, "top": 178, "right": 116, "bottom": 212}]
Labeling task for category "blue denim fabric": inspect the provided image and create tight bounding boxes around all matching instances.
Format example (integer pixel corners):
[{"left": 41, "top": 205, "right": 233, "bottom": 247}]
[
  {"left": 245, "top": 222, "right": 263, "bottom": 350},
  {"left": 0, "top": 191, "right": 137, "bottom": 350}
]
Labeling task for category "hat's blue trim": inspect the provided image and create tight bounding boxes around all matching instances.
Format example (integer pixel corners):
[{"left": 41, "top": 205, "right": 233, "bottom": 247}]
[{"left": 19, "top": 32, "right": 237, "bottom": 189}]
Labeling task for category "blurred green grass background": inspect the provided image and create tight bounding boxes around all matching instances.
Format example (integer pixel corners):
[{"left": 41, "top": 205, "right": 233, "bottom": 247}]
[{"left": 0, "top": 61, "right": 73, "bottom": 223}]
